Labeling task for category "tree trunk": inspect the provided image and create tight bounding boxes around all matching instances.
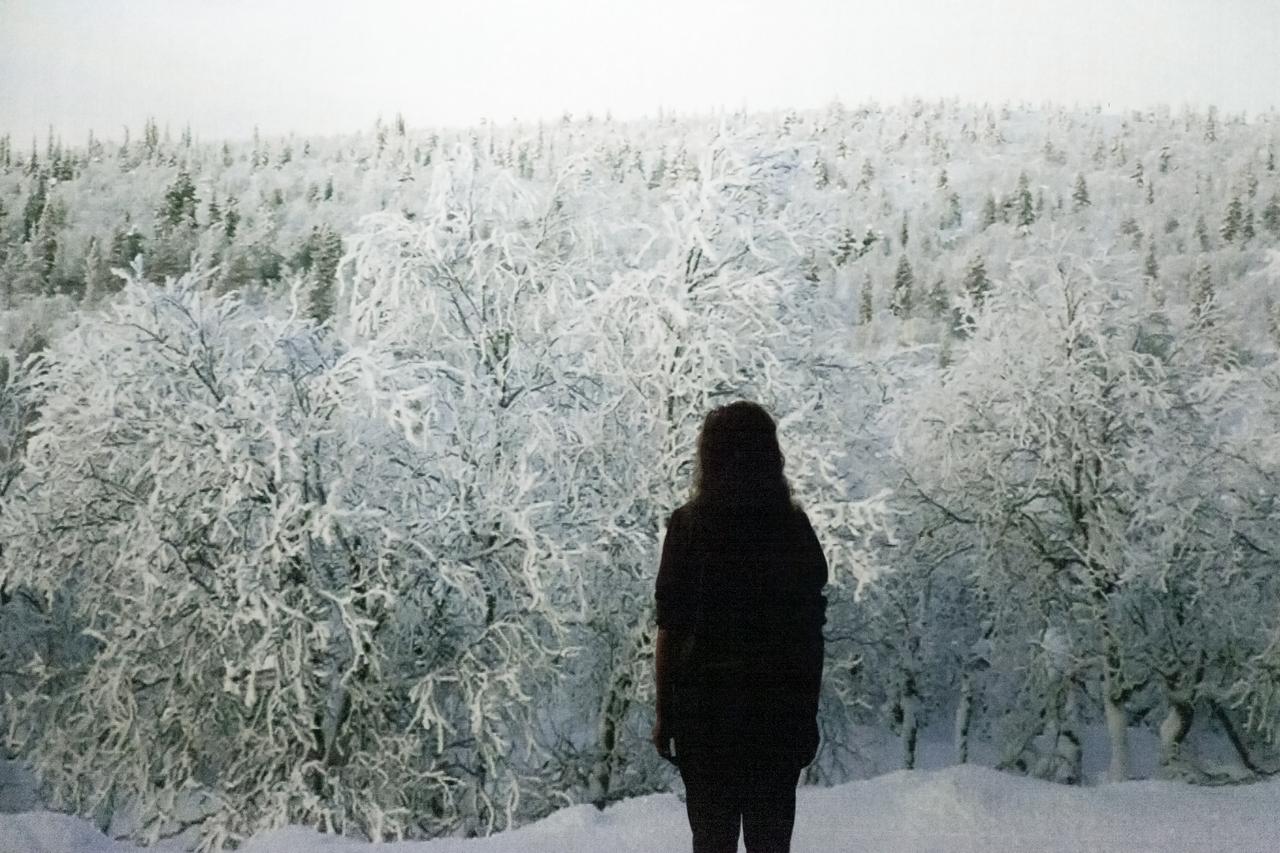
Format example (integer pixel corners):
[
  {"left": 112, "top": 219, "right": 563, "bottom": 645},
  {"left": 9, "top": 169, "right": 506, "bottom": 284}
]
[
  {"left": 953, "top": 671, "right": 972, "bottom": 765},
  {"left": 1057, "top": 681, "right": 1082, "bottom": 785},
  {"left": 1158, "top": 699, "right": 1194, "bottom": 772},
  {"left": 1102, "top": 664, "right": 1130, "bottom": 781},
  {"left": 590, "top": 669, "right": 632, "bottom": 807},
  {"left": 901, "top": 675, "right": 921, "bottom": 770}
]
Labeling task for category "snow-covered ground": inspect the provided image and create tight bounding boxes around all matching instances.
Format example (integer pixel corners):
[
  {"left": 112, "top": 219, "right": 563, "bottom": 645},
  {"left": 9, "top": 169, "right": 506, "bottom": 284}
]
[{"left": 2, "top": 762, "right": 1277, "bottom": 853}]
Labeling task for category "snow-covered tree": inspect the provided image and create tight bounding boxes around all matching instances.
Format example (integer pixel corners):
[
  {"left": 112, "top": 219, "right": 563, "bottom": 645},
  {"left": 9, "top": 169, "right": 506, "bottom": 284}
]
[{"left": 894, "top": 245, "right": 1257, "bottom": 781}]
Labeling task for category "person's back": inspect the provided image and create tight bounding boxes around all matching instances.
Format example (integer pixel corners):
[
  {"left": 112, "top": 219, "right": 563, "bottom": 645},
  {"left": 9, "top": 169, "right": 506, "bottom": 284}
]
[{"left": 652, "top": 402, "right": 828, "bottom": 853}]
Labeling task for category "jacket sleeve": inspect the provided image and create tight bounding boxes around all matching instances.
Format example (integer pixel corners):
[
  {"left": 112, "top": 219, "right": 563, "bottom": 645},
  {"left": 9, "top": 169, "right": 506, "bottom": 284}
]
[{"left": 654, "top": 507, "right": 697, "bottom": 631}]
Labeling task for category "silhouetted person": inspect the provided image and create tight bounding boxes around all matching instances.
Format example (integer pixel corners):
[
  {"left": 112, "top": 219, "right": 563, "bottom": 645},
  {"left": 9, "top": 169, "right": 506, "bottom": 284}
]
[{"left": 652, "top": 401, "right": 827, "bottom": 853}]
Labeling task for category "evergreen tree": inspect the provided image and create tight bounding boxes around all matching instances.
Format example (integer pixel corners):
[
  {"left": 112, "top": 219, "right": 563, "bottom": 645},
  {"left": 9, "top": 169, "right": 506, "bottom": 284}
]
[
  {"left": 1146, "top": 181, "right": 1155, "bottom": 205},
  {"left": 891, "top": 254, "right": 914, "bottom": 317},
  {"left": 26, "top": 196, "right": 62, "bottom": 296},
  {"left": 143, "top": 116, "right": 160, "bottom": 159},
  {"left": 900, "top": 213, "right": 909, "bottom": 248},
  {"left": 1016, "top": 172, "right": 1035, "bottom": 230},
  {"left": 1159, "top": 146, "right": 1172, "bottom": 174},
  {"left": 1220, "top": 197, "right": 1243, "bottom": 243},
  {"left": 941, "top": 192, "right": 962, "bottom": 229},
  {"left": 109, "top": 220, "right": 145, "bottom": 271},
  {"left": 857, "top": 158, "right": 874, "bottom": 191},
  {"left": 857, "top": 226, "right": 879, "bottom": 260},
  {"left": 82, "top": 236, "right": 105, "bottom": 303},
  {"left": 1072, "top": 173, "right": 1090, "bottom": 210},
  {"left": 926, "top": 276, "right": 949, "bottom": 319},
  {"left": 223, "top": 198, "right": 240, "bottom": 241},
  {"left": 1191, "top": 257, "right": 1214, "bottom": 322},
  {"left": 981, "top": 192, "right": 999, "bottom": 229},
  {"left": 1263, "top": 194, "right": 1280, "bottom": 236},
  {"left": 1243, "top": 207, "right": 1256, "bottom": 242},
  {"left": 963, "top": 256, "right": 990, "bottom": 306},
  {"left": 1131, "top": 161, "right": 1145, "bottom": 187},
  {"left": 834, "top": 227, "right": 856, "bottom": 266},
  {"left": 1195, "top": 214, "right": 1212, "bottom": 252},
  {"left": 21, "top": 175, "right": 47, "bottom": 242},
  {"left": 858, "top": 271, "right": 873, "bottom": 325},
  {"left": 1143, "top": 241, "right": 1159, "bottom": 284},
  {"left": 648, "top": 153, "right": 666, "bottom": 189},
  {"left": 814, "top": 157, "right": 830, "bottom": 189},
  {"left": 157, "top": 170, "right": 199, "bottom": 232}
]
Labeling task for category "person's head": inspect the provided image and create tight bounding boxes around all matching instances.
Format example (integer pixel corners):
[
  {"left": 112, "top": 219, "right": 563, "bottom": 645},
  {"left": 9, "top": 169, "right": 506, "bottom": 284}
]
[{"left": 690, "top": 400, "right": 793, "bottom": 511}]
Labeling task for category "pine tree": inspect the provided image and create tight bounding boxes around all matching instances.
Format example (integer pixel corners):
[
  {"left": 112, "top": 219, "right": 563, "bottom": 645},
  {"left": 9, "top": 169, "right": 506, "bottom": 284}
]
[
  {"left": 857, "top": 158, "right": 874, "bottom": 191},
  {"left": 1072, "top": 173, "right": 1090, "bottom": 210},
  {"left": 1191, "top": 257, "right": 1214, "bottom": 322},
  {"left": 28, "top": 196, "right": 61, "bottom": 296},
  {"left": 109, "top": 220, "right": 145, "bottom": 270},
  {"left": 82, "top": 236, "right": 105, "bottom": 303},
  {"left": 834, "top": 227, "right": 856, "bottom": 266},
  {"left": 1131, "top": 161, "right": 1145, "bottom": 187},
  {"left": 1220, "top": 196, "right": 1243, "bottom": 243},
  {"left": 858, "top": 271, "right": 873, "bottom": 325},
  {"left": 900, "top": 213, "right": 910, "bottom": 248},
  {"left": 963, "top": 256, "right": 990, "bottom": 306},
  {"left": 21, "top": 175, "right": 47, "bottom": 242},
  {"left": 941, "top": 192, "right": 962, "bottom": 229},
  {"left": 1204, "top": 106, "right": 1218, "bottom": 143},
  {"left": 1159, "top": 146, "right": 1172, "bottom": 174},
  {"left": 1263, "top": 194, "right": 1280, "bottom": 236},
  {"left": 157, "top": 170, "right": 199, "bottom": 232},
  {"left": 1143, "top": 241, "right": 1159, "bottom": 284},
  {"left": 927, "top": 276, "right": 949, "bottom": 319},
  {"left": 1016, "top": 172, "right": 1035, "bottom": 230},
  {"left": 1146, "top": 181, "right": 1155, "bottom": 205},
  {"left": 1243, "top": 207, "right": 1256, "bottom": 242},
  {"left": 648, "top": 153, "right": 666, "bottom": 189},
  {"left": 857, "top": 226, "right": 879, "bottom": 260},
  {"left": 1195, "top": 214, "right": 1212, "bottom": 252},
  {"left": 891, "top": 254, "right": 914, "bottom": 317},
  {"left": 981, "top": 192, "right": 999, "bottom": 229},
  {"left": 937, "top": 167, "right": 949, "bottom": 189},
  {"left": 223, "top": 197, "right": 240, "bottom": 241},
  {"left": 814, "top": 157, "right": 830, "bottom": 189}
]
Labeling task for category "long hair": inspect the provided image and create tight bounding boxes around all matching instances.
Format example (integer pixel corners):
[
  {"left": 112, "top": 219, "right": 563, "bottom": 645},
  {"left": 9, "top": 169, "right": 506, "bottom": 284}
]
[{"left": 688, "top": 400, "right": 794, "bottom": 515}]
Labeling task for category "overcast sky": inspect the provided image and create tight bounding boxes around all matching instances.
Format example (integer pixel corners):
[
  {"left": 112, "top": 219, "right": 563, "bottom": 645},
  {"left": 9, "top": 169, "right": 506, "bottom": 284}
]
[{"left": 2, "top": 0, "right": 1278, "bottom": 145}]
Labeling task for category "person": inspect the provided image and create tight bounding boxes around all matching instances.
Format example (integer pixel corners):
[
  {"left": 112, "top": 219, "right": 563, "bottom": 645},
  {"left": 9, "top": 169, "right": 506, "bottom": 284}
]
[{"left": 651, "top": 400, "right": 828, "bottom": 853}]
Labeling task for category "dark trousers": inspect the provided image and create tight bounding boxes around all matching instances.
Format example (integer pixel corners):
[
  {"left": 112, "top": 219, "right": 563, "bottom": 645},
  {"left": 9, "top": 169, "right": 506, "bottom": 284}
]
[{"left": 678, "top": 751, "right": 801, "bottom": 853}]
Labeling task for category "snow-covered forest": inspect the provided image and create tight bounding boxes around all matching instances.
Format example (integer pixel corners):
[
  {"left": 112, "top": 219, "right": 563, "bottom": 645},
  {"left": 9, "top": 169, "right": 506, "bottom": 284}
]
[{"left": 2, "top": 99, "right": 1280, "bottom": 849}]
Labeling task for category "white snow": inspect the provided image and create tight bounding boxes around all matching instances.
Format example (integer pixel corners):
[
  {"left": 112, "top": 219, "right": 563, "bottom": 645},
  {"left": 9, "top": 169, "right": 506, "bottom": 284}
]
[{"left": 3, "top": 764, "right": 1277, "bottom": 853}]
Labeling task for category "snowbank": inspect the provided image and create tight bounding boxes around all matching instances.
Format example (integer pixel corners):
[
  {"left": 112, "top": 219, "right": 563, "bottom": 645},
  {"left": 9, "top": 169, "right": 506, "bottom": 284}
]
[{"left": 3, "top": 763, "right": 1277, "bottom": 853}]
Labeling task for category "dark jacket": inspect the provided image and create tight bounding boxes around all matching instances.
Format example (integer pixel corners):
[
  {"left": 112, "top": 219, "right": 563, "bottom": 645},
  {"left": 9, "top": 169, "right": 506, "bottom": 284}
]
[{"left": 655, "top": 501, "right": 828, "bottom": 767}]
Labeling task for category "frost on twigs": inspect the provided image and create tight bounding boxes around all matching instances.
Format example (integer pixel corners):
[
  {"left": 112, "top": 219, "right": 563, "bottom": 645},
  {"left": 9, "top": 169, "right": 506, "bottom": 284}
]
[{"left": 0, "top": 265, "right": 561, "bottom": 846}]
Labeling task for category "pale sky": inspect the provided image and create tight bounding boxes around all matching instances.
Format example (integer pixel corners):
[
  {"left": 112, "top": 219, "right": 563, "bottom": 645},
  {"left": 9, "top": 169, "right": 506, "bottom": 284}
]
[{"left": 1, "top": 0, "right": 1278, "bottom": 145}]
